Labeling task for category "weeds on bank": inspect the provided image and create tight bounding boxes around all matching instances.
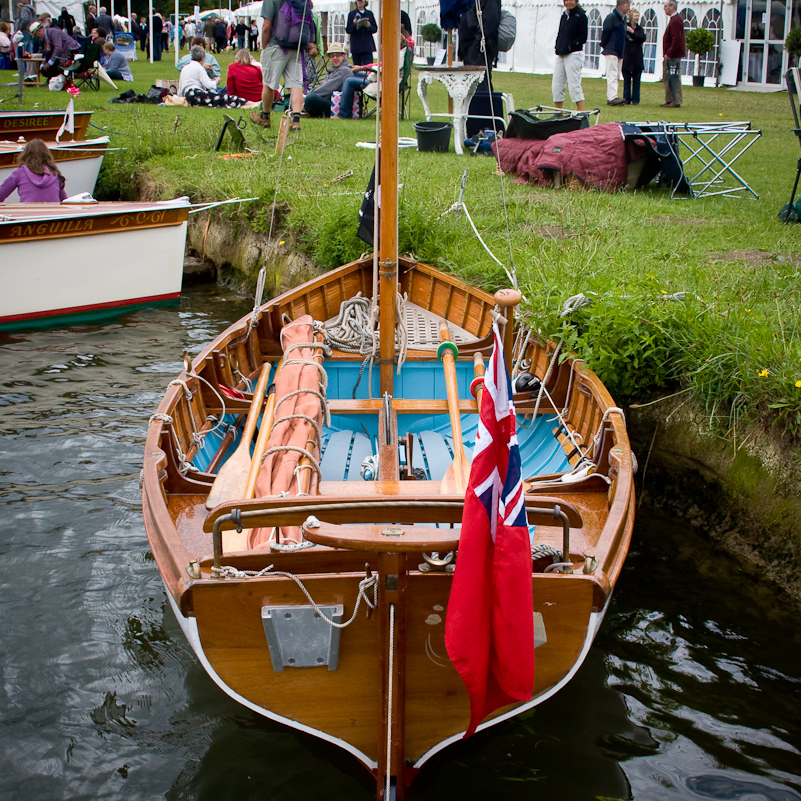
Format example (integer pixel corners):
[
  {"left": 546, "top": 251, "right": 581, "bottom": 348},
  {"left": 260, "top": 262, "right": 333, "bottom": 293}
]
[{"left": 2, "top": 57, "right": 801, "bottom": 440}]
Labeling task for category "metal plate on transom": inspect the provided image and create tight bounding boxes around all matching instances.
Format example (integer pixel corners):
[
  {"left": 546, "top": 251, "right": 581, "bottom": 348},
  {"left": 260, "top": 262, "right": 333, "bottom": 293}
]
[{"left": 262, "top": 605, "right": 344, "bottom": 672}]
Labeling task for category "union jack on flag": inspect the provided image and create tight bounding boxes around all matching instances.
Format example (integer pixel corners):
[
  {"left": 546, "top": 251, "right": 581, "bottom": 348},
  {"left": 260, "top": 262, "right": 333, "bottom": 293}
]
[{"left": 445, "top": 323, "right": 535, "bottom": 737}]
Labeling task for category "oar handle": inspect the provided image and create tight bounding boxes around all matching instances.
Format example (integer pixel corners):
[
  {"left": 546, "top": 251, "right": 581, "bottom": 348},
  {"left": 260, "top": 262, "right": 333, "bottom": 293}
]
[
  {"left": 241, "top": 362, "right": 272, "bottom": 444},
  {"left": 494, "top": 288, "right": 522, "bottom": 376}
]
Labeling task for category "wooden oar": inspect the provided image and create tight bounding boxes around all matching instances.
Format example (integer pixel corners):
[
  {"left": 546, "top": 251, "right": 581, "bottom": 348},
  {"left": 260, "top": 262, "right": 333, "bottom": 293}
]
[
  {"left": 205, "top": 362, "right": 272, "bottom": 510},
  {"left": 244, "top": 360, "right": 283, "bottom": 500},
  {"left": 439, "top": 320, "right": 471, "bottom": 494}
]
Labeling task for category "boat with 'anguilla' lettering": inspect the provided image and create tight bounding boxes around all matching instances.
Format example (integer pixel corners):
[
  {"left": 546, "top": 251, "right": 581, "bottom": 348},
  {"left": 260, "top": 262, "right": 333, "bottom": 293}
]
[{"left": 0, "top": 198, "right": 190, "bottom": 329}]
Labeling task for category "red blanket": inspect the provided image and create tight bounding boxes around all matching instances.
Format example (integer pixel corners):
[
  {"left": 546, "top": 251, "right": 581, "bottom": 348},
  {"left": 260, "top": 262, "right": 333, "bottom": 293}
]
[{"left": 495, "top": 123, "right": 648, "bottom": 191}]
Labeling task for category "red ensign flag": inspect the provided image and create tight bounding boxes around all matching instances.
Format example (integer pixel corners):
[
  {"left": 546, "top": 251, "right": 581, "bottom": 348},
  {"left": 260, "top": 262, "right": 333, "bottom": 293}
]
[{"left": 445, "top": 324, "right": 535, "bottom": 736}]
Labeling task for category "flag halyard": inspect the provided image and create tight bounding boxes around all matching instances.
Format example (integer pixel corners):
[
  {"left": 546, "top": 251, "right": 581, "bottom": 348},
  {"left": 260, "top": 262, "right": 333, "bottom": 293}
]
[{"left": 445, "top": 323, "right": 535, "bottom": 737}]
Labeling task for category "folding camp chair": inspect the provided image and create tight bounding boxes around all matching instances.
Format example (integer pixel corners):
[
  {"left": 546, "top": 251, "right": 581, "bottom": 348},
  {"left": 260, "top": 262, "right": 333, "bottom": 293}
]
[
  {"left": 360, "top": 47, "right": 413, "bottom": 119},
  {"left": 785, "top": 68, "right": 801, "bottom": 220},
  {"left": 66, "top": 42, "right": 103, "bottom": 91}
]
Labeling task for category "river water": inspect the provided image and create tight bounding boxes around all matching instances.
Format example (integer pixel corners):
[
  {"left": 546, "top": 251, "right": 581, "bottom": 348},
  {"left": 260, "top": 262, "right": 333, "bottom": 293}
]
[{"left": 1, "top": 284, "right": 799, "bottom": 801}]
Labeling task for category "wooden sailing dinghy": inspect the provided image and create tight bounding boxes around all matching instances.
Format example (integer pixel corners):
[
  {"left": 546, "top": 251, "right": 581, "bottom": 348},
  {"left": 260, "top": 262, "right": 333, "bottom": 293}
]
[{"left": 141, "top": 3, "right": 634, "bottom": 797}]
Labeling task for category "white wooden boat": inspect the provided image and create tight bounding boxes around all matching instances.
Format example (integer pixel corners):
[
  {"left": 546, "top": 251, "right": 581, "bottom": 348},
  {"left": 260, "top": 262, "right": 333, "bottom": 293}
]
[
  {"left": 0, "top": 109, "right": 93, "bottom": 142},
  {"left": 0, "top": 198, "right": 190, "bottom": 329},
  {"left": 0, "top": 137, "right": 111, "bottom": 200}
]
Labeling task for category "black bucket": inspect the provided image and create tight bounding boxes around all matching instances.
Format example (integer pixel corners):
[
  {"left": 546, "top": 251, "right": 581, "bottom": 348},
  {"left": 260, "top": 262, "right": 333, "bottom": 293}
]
[{"left": 414, "top": 121, "right": 453, "bottom": 153}]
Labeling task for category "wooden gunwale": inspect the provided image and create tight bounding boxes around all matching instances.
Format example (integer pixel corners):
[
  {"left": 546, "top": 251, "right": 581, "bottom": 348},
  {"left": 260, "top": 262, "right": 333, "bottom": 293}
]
[
  {"left": 0, "top": 137, "right": 109, "bottom": 167},
  {"left": 0, "top": 203, "right": 189, "bottom": 245}
]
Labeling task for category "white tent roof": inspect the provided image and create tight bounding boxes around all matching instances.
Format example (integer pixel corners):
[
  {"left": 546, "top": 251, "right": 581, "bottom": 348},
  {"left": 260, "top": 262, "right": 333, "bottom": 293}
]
[
  {"left": 36, "top": 0, "right": 85, "bottom": 31},
  {"left": 233, "top": 2, "right": 262, "bottom": 18}
]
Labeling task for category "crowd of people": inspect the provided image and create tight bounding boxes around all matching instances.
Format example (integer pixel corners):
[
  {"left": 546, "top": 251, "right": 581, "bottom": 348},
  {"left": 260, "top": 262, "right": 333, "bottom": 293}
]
[
  {"left": 0, "top": 0, "right": 689, "bottom": 141},
  {"left": 552, "top": 0, "right": 686, "bottom": 110}
]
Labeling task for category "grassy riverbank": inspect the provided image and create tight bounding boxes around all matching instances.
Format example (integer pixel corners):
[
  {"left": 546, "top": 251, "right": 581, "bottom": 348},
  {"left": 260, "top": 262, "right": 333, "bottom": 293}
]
[{"left": 3, "top": 52, "right": 801, "bottom": 442}]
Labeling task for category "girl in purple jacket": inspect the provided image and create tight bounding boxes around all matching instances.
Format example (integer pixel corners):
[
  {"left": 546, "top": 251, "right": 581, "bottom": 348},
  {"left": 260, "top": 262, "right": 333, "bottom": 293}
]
[{"left": 0, "top": 139, "right": 68, "bottom": 202}]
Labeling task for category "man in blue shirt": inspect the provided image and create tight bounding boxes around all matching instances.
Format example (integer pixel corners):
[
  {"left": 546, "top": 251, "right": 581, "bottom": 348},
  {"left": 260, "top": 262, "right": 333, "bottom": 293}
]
[{"left": 600, "top": 0, "right": 629, "bottom": 105}]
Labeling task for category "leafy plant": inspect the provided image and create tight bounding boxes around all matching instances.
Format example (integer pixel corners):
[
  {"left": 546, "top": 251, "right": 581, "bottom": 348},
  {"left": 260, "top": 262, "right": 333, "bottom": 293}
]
[
  {"left": 785, "top": 26, "right": 801, "bottom": 57},
  {"left": 420, "top": 23, "right": 442, "bottom": 43},
  {"left": 685, "top": 27, "right": 716, "bottom": 55}
]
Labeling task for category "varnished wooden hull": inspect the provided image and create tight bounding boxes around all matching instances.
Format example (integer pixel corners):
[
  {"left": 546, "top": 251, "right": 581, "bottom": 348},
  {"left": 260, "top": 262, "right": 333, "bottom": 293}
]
[
  {"left": 142, "top": 258, "right": 635, "bottom": 791},
  {"left": 0, "top": 110, "right": 93, "bottom": 142}
]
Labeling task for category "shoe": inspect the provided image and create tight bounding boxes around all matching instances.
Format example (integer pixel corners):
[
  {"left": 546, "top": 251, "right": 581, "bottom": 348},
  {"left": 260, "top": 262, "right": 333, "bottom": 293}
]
[
  {"left": 607, "top": 98, "right": 625, "bottom": 106},
  {"left": 250, "top": 110, "right": 270, "bottom": 127},
  {"left": 660, "top": 102, "right": 676, "bottom": 107},
  {"left": 290, "top": 112, "right": 301, "bottom": 132}
]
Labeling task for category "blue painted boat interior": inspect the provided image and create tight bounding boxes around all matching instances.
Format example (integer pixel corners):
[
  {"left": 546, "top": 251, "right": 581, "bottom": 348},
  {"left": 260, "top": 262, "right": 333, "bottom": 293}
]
[{"left": 193, "top": 359, "right": 569, "bottom": 481}]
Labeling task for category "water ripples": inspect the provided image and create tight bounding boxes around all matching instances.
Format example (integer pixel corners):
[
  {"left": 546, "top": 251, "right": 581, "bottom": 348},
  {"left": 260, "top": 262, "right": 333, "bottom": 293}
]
[{"left": 1, "top": 285, "right": 799, "bottom": 800}]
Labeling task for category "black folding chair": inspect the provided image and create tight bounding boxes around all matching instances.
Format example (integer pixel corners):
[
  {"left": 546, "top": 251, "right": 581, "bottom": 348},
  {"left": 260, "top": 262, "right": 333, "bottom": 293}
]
[
  {"left": 66, "top": 42, "right": 103, "bottom": 91},
  {"left": 784, "top": 68, "right": 801, "bottom": 221}
]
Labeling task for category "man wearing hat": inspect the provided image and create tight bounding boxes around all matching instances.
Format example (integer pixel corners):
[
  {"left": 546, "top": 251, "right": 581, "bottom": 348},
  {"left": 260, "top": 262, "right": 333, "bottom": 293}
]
[
  {"left": 303, "top": 42, "right": 352, "bottom": 118},
  {"left": 30, "top": 20, "right": 80, "bottom": 78}
]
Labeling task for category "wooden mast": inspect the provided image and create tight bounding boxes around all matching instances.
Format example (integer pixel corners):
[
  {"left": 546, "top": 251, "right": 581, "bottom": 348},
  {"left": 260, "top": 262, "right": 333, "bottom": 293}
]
[
  {"left": 377, "top": 0, "right": 400, "bottom": 397},
  {"left": 375, "top": 2, "right": 405, "bottom": 797}
]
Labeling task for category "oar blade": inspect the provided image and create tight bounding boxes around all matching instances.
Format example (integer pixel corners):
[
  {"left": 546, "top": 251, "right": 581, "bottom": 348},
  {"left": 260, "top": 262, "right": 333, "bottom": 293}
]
[
  {"left": 205, "top": 450, "right": 254, "bottom": 509},
  {"left": 440, "top": 453, "right": 471, "bottom": 495}
]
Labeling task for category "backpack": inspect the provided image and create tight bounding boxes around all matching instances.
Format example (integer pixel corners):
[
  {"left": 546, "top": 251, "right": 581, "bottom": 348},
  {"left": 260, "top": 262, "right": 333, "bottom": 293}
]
[
  {"left": 274, "top": 0, "right": 314, "bottom": 50},
  {"left": 497, "top": 9, "right": 516, "bottom": 52}
]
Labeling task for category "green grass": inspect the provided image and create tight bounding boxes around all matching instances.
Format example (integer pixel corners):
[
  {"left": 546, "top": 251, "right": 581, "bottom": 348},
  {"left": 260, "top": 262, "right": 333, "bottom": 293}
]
[{"left": 3, "top": 52, "right": 801, "bottom": 440}]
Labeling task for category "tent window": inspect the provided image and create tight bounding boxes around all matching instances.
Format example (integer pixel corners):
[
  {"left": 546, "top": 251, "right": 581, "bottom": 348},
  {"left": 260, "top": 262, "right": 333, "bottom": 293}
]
[
  {"left": 679, "top": 8, "right": 698, "bottom": 75},
  {"left": 701, "top": 9, "right": 721, "bottom": 78},
  {"left": 585, "top": 9, "right": 603, "bottom": 70},
  {"left": 416, "top": 10, "right": 427, "bottom": 59},
  {"left": 641, "top": 8, "right": 658, "bottom": 74},
  {"left": 328, "top": 12, "right": 345, "bottom": 45}
]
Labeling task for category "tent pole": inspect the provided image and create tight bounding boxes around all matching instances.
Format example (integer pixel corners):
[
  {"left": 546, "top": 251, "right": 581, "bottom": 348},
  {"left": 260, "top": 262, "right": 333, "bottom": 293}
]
[
  {"left": 127, "top": 0, "right": 132, "bottom": 47},
  {"left": 149, "top": 0, "right": 153, "bottom": 63},
  {"left": 175, "top": 0, "right": 179, "bottom": 66}
]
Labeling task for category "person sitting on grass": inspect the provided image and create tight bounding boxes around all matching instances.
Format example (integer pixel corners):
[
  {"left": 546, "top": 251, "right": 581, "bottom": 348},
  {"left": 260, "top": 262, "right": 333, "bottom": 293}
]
[
  {"left": 176, "top": 36, "right": 221, "bottom": 78},
  {"left": 303, "top": 42, "right": 352, "bottom": 118},
  {"left": 100, "top": 41, "right": 133, "bottom": 80},
  {"left": 226, "top": 48, "right": 263, "bottom": 103},
  {"left": 178, "top": 44, "right": 247, "bottom": 108},
  {"left": 0, "top": 139, "right": 67, "bottom": 203}
]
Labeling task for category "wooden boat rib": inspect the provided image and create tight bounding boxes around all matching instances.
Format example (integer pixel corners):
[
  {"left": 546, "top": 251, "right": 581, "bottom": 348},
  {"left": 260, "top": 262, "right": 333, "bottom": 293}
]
[
  {"left": 142, "top": 257, "right": 635, "bottom": 797},
  {"left": 0, "top": 109, "right": 93, "bottom": 142},
  {"left": 0, "top": 137, "right": 111, "bottom": 199},
  {"left": 0, "top": 199, "right": 190, "bottom": 328}
]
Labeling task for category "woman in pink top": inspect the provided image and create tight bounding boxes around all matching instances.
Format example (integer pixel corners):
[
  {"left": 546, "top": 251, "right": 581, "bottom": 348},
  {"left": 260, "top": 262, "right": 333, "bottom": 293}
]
[
  {"left": 0, "top": 139, "right": 68, "bottom": 203},
  {"left": 226, "top": 48, "right": 263, "bottom": 103}
]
